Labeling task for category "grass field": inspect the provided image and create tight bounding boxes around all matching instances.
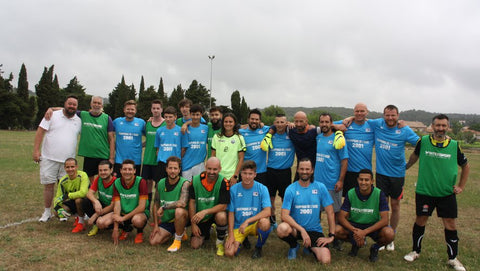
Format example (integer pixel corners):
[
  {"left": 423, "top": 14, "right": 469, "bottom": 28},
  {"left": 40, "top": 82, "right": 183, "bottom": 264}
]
[{"left": 0, "top": 130, "right": 479, "bottom": 270}]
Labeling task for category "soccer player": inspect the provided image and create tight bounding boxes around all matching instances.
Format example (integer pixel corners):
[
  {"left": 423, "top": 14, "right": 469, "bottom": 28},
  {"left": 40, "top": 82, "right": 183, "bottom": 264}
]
[
  {"left": 276, "top": 158, "right": 336, "bottom": 263},
  {"left": 176, "top": 98, "right": 207, "bottom": 126},
  {"left": 189, "top": 157, "right": 230, "bottom": 256},
  {"left": 403, "top": 114, "right": 469, "bottom": 271},
  {"left": 211, "top": 113, "right": 246, "bottom": 185},
  {"left": 155, "top": 106, "right": 184, "bottom": 181},
  {"left": 33, "top": 95, "right": 81, "bottom": 222},
  {"left": 113, "top": 100, "right": 145, "bottom": 177},
  {"left": 182, "top": 104, "right": 208, "bottom": 181},
  {"left": 224, "top": 161, "right": 271, "bottom": 259},
  {"left": 81, "top": 160, "right": 117, "bottom": 236},
  {"left": 149, "top": 156, "right": 190, "bottom": 252},
  {"left": 111, "top": 160, "right": 149, "bottom": 244},
  {"left": 336, "top": 169, "right": 394, "bottom": 262},
  {"left": 53, "top": 158, "right": 89, "bottom": 233},
  {"left": 207, "top": 106, "right": 223, "bottom": 158}
]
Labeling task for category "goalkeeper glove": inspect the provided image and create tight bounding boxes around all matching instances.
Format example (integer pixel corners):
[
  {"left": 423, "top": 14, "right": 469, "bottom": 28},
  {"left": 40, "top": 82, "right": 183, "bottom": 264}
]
[
  {"left": 334, "top": 131, "right": 346, "bottom": 149},
  {"left": 260, "top": 133, "right": 273, "bottom": 151}
]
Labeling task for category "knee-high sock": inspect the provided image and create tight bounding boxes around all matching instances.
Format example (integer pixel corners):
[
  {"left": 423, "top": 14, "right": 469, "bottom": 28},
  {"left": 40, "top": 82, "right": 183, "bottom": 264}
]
[
  {"left": 216, "top": 224, "right": 227, "bottom": 241},
  {"left": 256, "top": 228, "right": 271, "bottom": 248},
  {"left": 445, "top": 229, "right": 458, "bottom": 260},
  {"left": 280, "top": 234, "right": 297, "bottom": 248},
  {"left": 412, "top": 223, "right": 425, "bottom": 253}
]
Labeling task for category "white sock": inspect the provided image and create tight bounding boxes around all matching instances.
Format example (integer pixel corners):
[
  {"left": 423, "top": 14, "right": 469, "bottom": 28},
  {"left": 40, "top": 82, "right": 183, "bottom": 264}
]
[
  {"left": 174, "top": 233, "right": 183, "bottom": 241},
  {"left": 44, "top": 208, "right": 51, "bottom": 214},
  {"left": 78, "top": 216, "right": 84, "bottom": 224}
]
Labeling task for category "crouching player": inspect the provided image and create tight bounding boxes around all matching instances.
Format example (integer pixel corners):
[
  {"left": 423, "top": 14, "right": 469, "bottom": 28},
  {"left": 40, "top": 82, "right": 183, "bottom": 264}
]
[
  {"left": 149, "top": 156, "right": 190, "bottom": 252},
  {"left": 53, "top": 158, "right": 89, "bottom": 233},
  {"left": 335, "top": 169, "right": 394, "bottom": 262},
  {"left": 112, "top": 159, "right": 149, "bottom": 244},
  {"left": 189, "top": 157, "right": 230, "bottom": 256},
  {"left": 224, "top": 161, "right": 272, "bottom": 259},
  {"left": 81, "top": 160, "right": 116, "bottom": 236}
]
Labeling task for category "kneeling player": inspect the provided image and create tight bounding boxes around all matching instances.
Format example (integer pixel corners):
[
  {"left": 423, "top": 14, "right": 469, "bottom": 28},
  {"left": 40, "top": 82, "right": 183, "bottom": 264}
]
[
  {"left": 335, "top": 169, "right": 394, "bottom": 262},
  {"left": 149, "top": 156, "right": 190, "bottom": 252}
]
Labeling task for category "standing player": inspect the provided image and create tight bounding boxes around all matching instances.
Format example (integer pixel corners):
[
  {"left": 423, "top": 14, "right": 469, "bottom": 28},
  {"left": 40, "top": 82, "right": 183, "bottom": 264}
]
[
  {"left": 207, "top": 106, "right": 223, "bottom": 158},
  {"left": 182, "top": 104, "right": 208, "bottom": 181},
  {"left": 113, "top": 100, "right": 145, "bottom": 177},
  {"left": 33, "top": 95, "right": 81, "bottom": 222},
  {"left": 403, "top": 114, "right": 469, "bottom": 271}
]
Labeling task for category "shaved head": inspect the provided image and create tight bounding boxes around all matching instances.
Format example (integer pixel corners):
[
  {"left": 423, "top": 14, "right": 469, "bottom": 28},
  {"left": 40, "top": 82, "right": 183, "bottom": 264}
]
[
  {"left": 294, "top": 111, "right": 309, "bottom": 132},
  {"left": 353, "top": 103, "right": 369, "bottom": 124},
  {"left": 205, "top": 157, "right": 221, "bottom": 181},
  {"left": 354, "top": 103, "right": 368, "bottom": 111},
  {"left": 206, "top": 157, "right": 221, "bottom": 168},
  {"left": 294, "top": 111, "right": 307, "bottom": 120}
]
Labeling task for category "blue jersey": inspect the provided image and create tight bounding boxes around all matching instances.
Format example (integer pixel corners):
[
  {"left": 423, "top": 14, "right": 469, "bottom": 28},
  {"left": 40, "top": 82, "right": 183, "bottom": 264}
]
[
  {"left": 267, "top": 132, "right": 295, "bottom": 170},
  {"left": 368, "top": 119, "right": 419, "bottom": 177},
  {"left": 314, "top": 132, "right": 349, "bottom": 190},
  {"left": 181, "top": 124, "right": 208, "bottom": 171},
  {"left": 282, "top": 181, "right": 333, "bottom": 233},
  {"left": 239, "top": 126, "right": 270, "bottom": 173},
  {"left": 154, "top": 125, "right": 183, "bottom": 163},
  {"left": 113, "top": 117, "right": 145, "bottom": 165},
  {"left": 228, "top": 181, "right": 271, "bottom": 229},
  {"left": 334, "top": 120, "right": 374, "bottom": 172}
]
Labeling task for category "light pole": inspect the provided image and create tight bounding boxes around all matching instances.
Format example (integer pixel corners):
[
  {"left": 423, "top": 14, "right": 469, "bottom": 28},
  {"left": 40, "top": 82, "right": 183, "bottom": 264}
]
[{"left": 208, "top": 55, "right": 215, "bottom": 109}]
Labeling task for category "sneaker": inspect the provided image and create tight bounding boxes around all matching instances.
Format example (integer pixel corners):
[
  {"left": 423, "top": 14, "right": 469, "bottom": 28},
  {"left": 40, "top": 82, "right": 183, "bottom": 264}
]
[
  {"left": 243, "top": 237, "right": 251, "bottom": 249},
  {"left": 182, "top": 233, "right": 189, "bottom": 241},
  {"left": 72, "top": 223, "right": 85, "bottom": 233},
  {"left": 349, "top": 244, "right": 359, "bottom": 257},
  {"left": 73, "top": 216, "right": 79, "bottom": 227},
  {"left": 288, "top": 244, "right": 299, "bottom": 260},
  {"left": 386, "top": 241, "right": 395, "bottom": 251},
  {"left": 332, "top": 239, "right": 343, "bottom": 251},
  {"left": 251, "top": 247, "right": 262, "bottom": 259},
  {"left": 87, "top": 225, "right": 99, "bottom": 237},
  {"left": 369, "top": 245, "right": 379, "bottom": 262},
  {"left": 134, "top": 233, "right": 144, "bottom": 244},
  {"left": 447, "top": 258, "right": 466, "bottom": 271},
  {"left": 379, "top": 245, "right": 385, "bottom": 251},
  {"left": 119, "top": 231, "right": 129, "bottom": 241},
  {"left": 39, "top": 211, "right": 52, "bottom": 222},
  {"left": 216, "top": 243, "right": 225, "bottom": 256},
  {"left": 168, "top": 239, "right": 182, "bottom": 252},
  {"left": 404, "top": 251, "right": 420, "bottom": 262}
]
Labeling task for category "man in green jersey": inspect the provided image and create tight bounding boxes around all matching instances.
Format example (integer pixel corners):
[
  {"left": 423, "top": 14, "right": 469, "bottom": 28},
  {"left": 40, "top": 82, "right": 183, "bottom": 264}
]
[
  {"left": 149, "top": 156, "right": 190, "bottom": 252},
  {"left": 404, "top": 114, "right": 469, "bottom": 271},
  {"left": 336, "top": 169, "right": 394, "bottom": 262},
  {"left": 112, "top": 160, "right": 149, "bottom": 244},
  {"left": 53, "top": 158, "right": 89, "bottom": 233},
  {"left": 189, "top": 157, "right": 230, "bottom": 256}
]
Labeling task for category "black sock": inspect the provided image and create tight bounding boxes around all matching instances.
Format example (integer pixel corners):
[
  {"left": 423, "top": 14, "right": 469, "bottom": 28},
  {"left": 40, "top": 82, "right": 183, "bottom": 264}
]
[
  {"left": 280, "top": 234, "right": 297, "bottom": 248},
  {"left": 270, "top": 215, "right": 276, "bottom": 224},
  {"left": 445, "top": 229, "right": 458, "bottom": 260},
  {"left": 412, "top": 223, "right": 425, "bottom": 253},
  {"left": 216, "top": 224, "right": 227, "bottom": 241},
  {"left": 148, "top": 192, "right": 152, "bottom": 203}
]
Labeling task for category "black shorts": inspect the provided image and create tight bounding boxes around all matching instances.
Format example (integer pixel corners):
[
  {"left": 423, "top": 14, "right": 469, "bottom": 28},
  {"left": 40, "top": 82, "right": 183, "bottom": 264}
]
[
  {"left": 83, "top": 157, "right": 106, "bottom": 177},
  {"left": 113, "top": 163, "right": 141, "bottom": 178},
  {"left": 375, "top": 173, "right": 404, "bottom": 200},
  {"left": 63, "top": 199, "right": 78, "bottom": 214},
  {"left": 415, "top": 193, "right": 457, "bottom": 218},
  {"left": 342, "top": 171, "right": 359, "bottom": 197},
  {"left": 141, "top": 164, "right": 163, "bottom": 182},
  {"left": 266, "top": 167, "right": 292, "bottom": 198},
  {"left": 81, "top": 198, "right": 108, "bottom": 218},
  {"left": 296, "top": 231, "right": 328, "bottom": 248},
  {"left": 159, "top": 222, "right": 175, "bottom": 235},
  {"left": 348, "top": 221, "right": 381, "bottom": 241},
  {"left": 196, "top": 217, "right": 215, "bottom": 239}
]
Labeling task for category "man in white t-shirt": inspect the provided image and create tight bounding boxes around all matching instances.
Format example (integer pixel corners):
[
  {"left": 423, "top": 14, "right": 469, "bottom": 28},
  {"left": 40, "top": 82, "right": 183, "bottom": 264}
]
[{"left": 33, "top": 95, "right": 82, "bottom": 222}]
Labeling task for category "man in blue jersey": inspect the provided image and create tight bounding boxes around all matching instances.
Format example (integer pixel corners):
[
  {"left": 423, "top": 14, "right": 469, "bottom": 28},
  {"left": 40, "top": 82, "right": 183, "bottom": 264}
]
[
  {"left": 113, "top": 100, "right": 145, "bottom": 177},
  {"left": 367, "top": 105, "right": 419, "bottom": 251},
  {"left": 239, "top": 109, "right": 270, "bottom": 185},
  {"left": 276, "top": 158, "right": 336, "bottom": 263},
  {"left": 155, "top": 106, "right": 184, "bottom": 181},
  {"left": 181, "top": 104, "right": 208, "bottom": 181},
  {"left": 224, "top": 160, "right": 272, "bottom": 259},
  {"left": 265, "top": 114, "right": 295, "bottom": 226}
]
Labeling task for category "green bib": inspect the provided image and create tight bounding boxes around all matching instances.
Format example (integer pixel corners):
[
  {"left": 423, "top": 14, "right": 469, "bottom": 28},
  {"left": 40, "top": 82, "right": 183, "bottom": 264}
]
[
  {"left": 207, "top": 122, "right": 221, "bottom": 158},
  {"left": 348, "top": 187, "right": 381, "bottom": 225},
  {"left": 157, "top": 177, "right": 188, "bottom": 223},
  {"left": 98, "top": 177, "right": 115, "bottom": 206},
  {"left": 114, "top": 176, "right": 149, "bottom": 217},
  {"left": 192, "top": 173, "right": 224, "bottom": 222},
  {"left": 143, "top": 121, "right": 166, "bottom": 165},
  {"left": 78, "top": 111, "right": 109, "bottom": 158}
]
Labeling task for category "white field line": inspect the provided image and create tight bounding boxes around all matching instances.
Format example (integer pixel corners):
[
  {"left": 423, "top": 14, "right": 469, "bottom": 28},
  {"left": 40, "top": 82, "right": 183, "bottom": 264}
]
[{"left": 0, "top": 218, "right": 39, "bottom": 229}]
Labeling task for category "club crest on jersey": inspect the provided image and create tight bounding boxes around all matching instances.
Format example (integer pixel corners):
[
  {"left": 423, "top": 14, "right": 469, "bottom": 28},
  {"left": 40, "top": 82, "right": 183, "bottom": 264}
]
[
  {"left": 396, "top": 130, "right": 401, "bottom": 134},
  {"left": 134, "top": 122, "right": 140, "bottom": 127},
  {"left": 328, "top": 140, "right": 333, "bottom": 144},
  {"left": 201, "top": 130, "right": 206, "bottom": 134},
  {"left": 237, "top": 192, "right": 243, "bottom": 197},
  {"left": 174, "top": 132, "right": 179, "bottom": 136},
  {"left": 231, "top": 139, "right": 236, "bottom": 144},
  {"left": 366, "top": 128, "right": 371, "bottom": 132},
  {"left": 312, "top": 189, "right": 318, "bottom": 194},
  {"left": 296, "top": 191, "right": 300, "bottom": 196},
  {"left": 161, "top": 132, "right": 165, "bottom": 136},
  {"left": 253, "top": 192, "right": 259, "bottom": 196}
]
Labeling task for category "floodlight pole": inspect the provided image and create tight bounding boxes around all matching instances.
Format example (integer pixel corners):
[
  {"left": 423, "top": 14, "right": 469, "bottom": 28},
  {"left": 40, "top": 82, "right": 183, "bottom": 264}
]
[{"left": 208, "top": 55, "right": 215, "bottom": 109}]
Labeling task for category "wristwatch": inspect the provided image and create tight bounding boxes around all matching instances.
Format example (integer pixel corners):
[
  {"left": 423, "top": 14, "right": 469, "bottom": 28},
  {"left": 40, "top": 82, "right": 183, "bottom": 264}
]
[{"left": 328, "top": 233, "right": 335, "bottom": 238}]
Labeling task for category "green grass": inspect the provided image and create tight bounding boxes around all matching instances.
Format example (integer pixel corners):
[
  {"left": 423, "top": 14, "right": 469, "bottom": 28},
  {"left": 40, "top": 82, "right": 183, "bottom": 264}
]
[{"left": 0, "top": 130, "right": 479, "bottom": 270}]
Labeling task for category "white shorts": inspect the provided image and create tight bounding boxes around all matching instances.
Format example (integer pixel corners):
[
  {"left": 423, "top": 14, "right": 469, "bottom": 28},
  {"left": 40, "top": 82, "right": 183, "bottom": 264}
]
[
  {"left": 40, "top": 159, "right": 65, "bottom": 185},
  {"left": 182, "top": 162, "right": 205, "bottom": 181}
]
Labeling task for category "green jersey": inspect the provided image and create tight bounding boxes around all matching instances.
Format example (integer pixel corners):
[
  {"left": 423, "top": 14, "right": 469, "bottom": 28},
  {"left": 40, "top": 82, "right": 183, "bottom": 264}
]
[
  {"left": 192, "top": 173, "right": 224, "bottom": 222},
  {"left": 157, "top": 177, "right": 188, "bottom": 223},
  {"left": 78, "top": 111, "right": 110, "bottom": 159},
  {"left": 97, "top": 177, "right": 115, "bottom": 206},
  {"left": 348, "top": 187, "right": 381, "bottom": 225},
  {"left": 207, "top": 122, "right": 221, "bottom": 158},
  {"left": 143, "top": 120, "right": 166, "bottom": 165},
  {"left": 114, "top": 176, "right": 150, "bottom": 217},
  {"left": 54, "top": 171, "right": 89, "bottom": 209},
  {"left": 211, "top": 134, "right": 246, "bottom": 179}
]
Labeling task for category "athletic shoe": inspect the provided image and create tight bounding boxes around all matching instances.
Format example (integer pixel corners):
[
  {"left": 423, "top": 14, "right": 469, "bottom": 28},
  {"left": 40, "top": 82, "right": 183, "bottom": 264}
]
[
  {"left": 119, "top": 231, "right": 129, "bottom": 241},
  {"left": 288, "top": 244, "right": 299, "bottom": 260},
  {"left": 404, "top": 251, "right": 420, "bottom": 262},
  {"left": 447, "top": 258, "right": 466, "bottom": 271},
  {"left": 379, "top": 245, "right": 385, "bottom": 251},
  {"left": 251, "top": 247, "right": 262, "bottom": 259},
  {"left": 182, "top": 233, "right": 189, "bottom": 241},
  {"left": 243, "top": 238, "right": 251, "bottom": 249},
  {"left": 134, "top": 233, "right": 144, "bottom": 244},
  {"left": 386, "top": 241, "right": 395, "bottom": 251},
  {"left": 167, "top": 240, "right": 182, "bottom": 252},
  {"left": 73, "top": 216, "right": 79, "bottom": 227},
  {"left": 349, "top": 244, "right": 359, "bottom": 257},
  {"left": 332, "top": 239, "right": 343, "bottom": 251},
  {"left": 72, "top": 223, "right": 85, "bottom": 233},
  {"left": 369, "top": 245, "right": 379, "bottom": 262},
  {"left": 216, "top": 243, "right": 225, "bottom": 256},
  {"left": 39, "top": 211, "right": 52, "bottom": 222},
  {"left": 87, "top": 225, "right": 99, "bottom": 237}
]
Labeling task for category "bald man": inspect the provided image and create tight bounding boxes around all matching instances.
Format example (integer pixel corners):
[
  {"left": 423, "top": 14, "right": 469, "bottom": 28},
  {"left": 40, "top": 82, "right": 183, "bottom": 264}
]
[{"left": 189, "top": 157, "right": 230, "bottom": 256}]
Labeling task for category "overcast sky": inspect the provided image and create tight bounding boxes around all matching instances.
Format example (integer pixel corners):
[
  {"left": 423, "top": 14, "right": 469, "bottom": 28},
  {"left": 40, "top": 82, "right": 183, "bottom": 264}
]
[{"left": 2, "top": 0, "right": 479, "bottom": 114}]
